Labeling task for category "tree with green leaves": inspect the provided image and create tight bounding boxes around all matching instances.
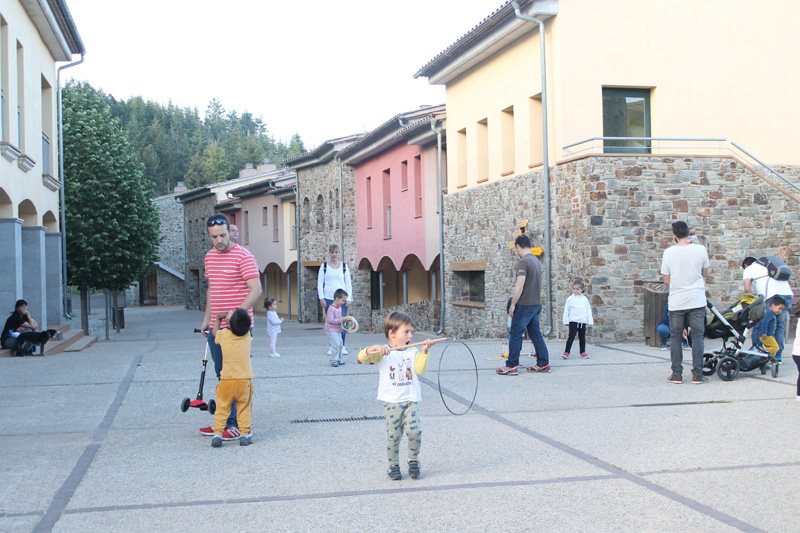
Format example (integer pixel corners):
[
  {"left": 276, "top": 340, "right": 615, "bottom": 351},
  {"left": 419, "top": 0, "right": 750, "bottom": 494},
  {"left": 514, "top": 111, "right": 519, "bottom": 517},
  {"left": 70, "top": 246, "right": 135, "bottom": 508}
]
[{"left": 62, "top": 80, "right": 160, "bottom": 333}]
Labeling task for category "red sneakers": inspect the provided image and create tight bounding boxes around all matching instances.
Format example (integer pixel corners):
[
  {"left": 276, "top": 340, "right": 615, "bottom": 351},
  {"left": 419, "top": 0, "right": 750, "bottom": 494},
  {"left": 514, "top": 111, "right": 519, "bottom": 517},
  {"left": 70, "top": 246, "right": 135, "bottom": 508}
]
[{"left": 199, "top": 426, "right": 241, "bottom": 440}]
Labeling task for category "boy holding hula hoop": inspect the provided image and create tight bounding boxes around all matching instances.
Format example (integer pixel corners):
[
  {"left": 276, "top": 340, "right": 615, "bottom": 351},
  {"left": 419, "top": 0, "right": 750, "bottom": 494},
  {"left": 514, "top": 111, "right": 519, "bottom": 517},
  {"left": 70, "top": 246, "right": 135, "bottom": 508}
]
[{"left": 359, "top": 312, "right": 434, "bottom": 480}]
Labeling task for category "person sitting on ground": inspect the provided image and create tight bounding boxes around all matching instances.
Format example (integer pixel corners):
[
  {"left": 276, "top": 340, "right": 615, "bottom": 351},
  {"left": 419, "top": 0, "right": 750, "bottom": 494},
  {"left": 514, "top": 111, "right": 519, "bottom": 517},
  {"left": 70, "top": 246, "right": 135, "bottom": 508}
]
[
  {"left": 657, "top": 302, "right": 691, "bottom": 351},
  {"left": 210, "top": 308, "right": 255, "bottom": 447},
  {"left": 752, "top": 296, "right": 786, "bottom": 356},
  {"left": 1, "top": 299, "right": 54, "bottom": 356}
]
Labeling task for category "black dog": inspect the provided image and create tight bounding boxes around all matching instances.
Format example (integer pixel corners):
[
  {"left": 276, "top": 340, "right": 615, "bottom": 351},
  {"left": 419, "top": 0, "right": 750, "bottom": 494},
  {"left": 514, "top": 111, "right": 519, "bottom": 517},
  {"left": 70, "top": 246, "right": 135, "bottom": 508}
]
[{"left": 15, "top": 329, "right": 58, "bottom": 356}]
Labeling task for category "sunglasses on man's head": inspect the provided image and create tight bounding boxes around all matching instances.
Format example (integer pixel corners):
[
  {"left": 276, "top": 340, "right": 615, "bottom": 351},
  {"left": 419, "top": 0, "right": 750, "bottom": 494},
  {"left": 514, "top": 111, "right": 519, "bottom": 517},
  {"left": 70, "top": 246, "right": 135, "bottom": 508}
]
[{"left": 207, "top": 216, "right": 227, "bottom": 227}]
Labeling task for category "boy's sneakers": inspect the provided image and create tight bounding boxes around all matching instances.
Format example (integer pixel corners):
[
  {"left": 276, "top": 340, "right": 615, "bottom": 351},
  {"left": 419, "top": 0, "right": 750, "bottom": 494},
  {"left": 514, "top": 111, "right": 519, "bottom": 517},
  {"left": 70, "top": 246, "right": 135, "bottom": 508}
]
[
  {"left": 388, "top": 464, "right": 402, "bottom": 480},
  {"left": 239, "top": 434, "right": 253, "bottom": 446},
  {"left": 341, "top": 346, "right": 348, "bottom": 355},
  {"left": 211, "top": 436, "right": 222, "bottom": 448},
  {"left": 660, "top": 343, "right": 668, "bottom": 351},
  {"left": 561, "top": 352, "right": 569, "bottom": 359},
  {"left": 668, "top": 373, "right": 683, "bottom": 384},
  {"left": 408, "top": 460, "right": 421, "bottom": 479},
  {"left": 269, "top": 352, "right": 281, "bottom": 358},
  {"left": 580, "top": 352, "right": 590, "bottom": 359},
  {"left": 496, "top": 365, "right": 518, "bottom": 375},
  {"left": 692, "top": 375, "right": 708, "bottom": 384},
  {"left": 526, "top": 364, "right": 551, "bottom": 373}
]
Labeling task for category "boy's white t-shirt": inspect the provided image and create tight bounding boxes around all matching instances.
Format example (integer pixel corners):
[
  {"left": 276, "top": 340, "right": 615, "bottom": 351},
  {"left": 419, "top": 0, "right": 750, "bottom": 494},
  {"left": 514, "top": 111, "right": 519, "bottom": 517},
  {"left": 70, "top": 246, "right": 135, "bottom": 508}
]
[
  {"left": 376, "top": 347, "right": 423, "bottom": 403},
  {"left": 661, "top": 243, "right": 710, "bottom": 311}
]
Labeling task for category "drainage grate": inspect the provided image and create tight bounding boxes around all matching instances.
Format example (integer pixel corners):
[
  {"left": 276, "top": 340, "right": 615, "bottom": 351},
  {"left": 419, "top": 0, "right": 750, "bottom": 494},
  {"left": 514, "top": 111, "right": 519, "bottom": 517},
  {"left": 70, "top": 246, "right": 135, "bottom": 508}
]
[{"left": 291, "top": 415, "right": 384, "bottom": 424}]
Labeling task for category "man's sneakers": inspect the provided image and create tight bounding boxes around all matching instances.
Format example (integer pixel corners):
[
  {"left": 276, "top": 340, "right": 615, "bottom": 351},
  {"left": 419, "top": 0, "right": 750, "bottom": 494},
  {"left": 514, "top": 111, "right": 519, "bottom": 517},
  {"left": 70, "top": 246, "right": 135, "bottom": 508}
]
[
  {"left": 660, "top": 343, "right": 669, "bottom": 351},
  {"left": 496, "top": 365, "right": 518, "bottom": 375},
  {"left": 692, "top": 375, "right": 708, "bottom": 384},
  {"left": 668, "top": 373, "right": 683, "bottom": 384},
  {"left": 388, "top": 464, "right": 402, "bottom": 480},
  {"left": 526, "top": 364, "right": 551, "bottom": 373},
  {"left": 200, "top": 426, "right": 214, "bottom": 436},
  {"left": 408, "top": 460, "right": 421, "bottom": 479}
]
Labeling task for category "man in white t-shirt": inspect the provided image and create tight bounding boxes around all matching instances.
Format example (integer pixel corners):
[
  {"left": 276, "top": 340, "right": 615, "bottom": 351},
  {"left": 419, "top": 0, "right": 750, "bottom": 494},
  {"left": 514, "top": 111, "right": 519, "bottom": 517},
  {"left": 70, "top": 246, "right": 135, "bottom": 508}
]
[
  {"left": 661, "top": 221, "right": 710, "bottom": 384},
  {"left": 742, "top": 256, "right": 794, "bottom": 360}
]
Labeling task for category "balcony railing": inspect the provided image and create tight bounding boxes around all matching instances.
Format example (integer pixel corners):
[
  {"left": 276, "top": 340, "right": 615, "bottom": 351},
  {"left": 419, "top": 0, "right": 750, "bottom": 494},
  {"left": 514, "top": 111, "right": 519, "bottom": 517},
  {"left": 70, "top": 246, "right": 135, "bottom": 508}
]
[
  {"left": 42, "top": 132, "right": 51, "bottom": 175},
  {"left": 385, "top": 205, "right": 391, "bottom": 239}
]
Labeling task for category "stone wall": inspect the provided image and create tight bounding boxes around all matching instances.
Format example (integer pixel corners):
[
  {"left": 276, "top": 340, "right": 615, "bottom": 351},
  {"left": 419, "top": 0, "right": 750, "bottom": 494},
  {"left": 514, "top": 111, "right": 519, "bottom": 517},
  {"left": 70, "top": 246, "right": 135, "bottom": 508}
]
[
  {"left": 154, "top": 194, "right": 185, "bottom": 306},
  {"left": 442, "top": 154, "right": 800, "bottom": 342},
  {"left": 297, "top": 159, "right": 371, "bottom": 329},
  {"left": 184, "top": 195, "right": 218, "bottom": 310},
  {"left": 371, "top": 299, "right": 442, "bottom": 334}
]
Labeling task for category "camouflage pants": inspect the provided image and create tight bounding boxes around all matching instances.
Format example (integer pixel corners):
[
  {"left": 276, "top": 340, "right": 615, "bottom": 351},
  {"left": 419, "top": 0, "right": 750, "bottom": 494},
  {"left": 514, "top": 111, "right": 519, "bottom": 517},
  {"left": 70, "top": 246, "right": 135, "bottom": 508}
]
[{"left": 382, "top": 401, "right": 421, "bottom": 465}]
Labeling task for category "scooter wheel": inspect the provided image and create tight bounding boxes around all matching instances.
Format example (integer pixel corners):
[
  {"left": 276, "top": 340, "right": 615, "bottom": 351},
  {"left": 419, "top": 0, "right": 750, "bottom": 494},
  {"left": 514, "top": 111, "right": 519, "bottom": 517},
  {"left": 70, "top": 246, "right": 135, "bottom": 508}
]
[
  {"left": 772, "top": 362, "right": 779, "bottom": 379},
  {"left": 208, "top": 399, "right": 216, "bottom": 415},
  {"left": 181, "top": 398, "right": 190, "bottom": 412}
]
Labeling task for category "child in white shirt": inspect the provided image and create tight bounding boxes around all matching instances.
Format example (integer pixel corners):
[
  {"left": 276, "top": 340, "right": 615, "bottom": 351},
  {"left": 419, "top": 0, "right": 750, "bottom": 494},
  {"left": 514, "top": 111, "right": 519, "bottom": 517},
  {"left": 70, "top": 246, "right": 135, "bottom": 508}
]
[
  {"left": 562, "top": 279, "right": 594, "bottom": 359},
  {"left": 265, "top": 298, "right": 282, "bottom": 358},
  {"left": 359, "top": 312, "right": 434, "bottom": 481}
]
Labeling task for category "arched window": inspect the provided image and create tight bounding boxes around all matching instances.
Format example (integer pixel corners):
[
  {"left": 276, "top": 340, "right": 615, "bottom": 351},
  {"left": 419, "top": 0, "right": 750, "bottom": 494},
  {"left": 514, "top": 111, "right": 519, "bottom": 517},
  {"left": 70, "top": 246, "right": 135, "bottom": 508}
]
[{"left": 315, "top": 195, "right": 324, "bottom": 230}]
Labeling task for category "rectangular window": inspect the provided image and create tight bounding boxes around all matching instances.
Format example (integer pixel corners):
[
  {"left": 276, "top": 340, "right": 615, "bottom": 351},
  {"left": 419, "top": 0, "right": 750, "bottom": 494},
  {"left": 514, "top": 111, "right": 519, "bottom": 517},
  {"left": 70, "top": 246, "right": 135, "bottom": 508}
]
[
  {"left": 476, "top": 119, "right": 488, "bottom": 183},
  {"left": 413, "top": 155, "right": 422, "bottom": 217},
  {"left": 1, "top": 17, "right": 8, "bottom": 143},
  {"left": 262, "top": 206, "right": 268, "bottom": 225},
  {"left": 457, "top": 128, "right": 467, "bottom": 188},
  {"left": 501, "top": 106, "right": 515, "bottom": 175},
  {"left": 243, "top": 211, "right": 249, "bottom": 245},
  {"left": 400, "top": 160, "right": 408, "bottom": 191},
  {"left": 16, "top": 41, "right": 23, "bottom": 149},
  {"left": 366, "top": 176, "right": 373, "bottom": 228},
  {"left": 272, "top": 205, "right": 279, "bottom": 242},
  {"left": 452, "top": 270, "right": 485, "bottom": 304},
  {"left": 529, "top": 94, "right": 543, "bottom": 166},
  {"left": 602, "top": 87, "right": 651, "bottom": 154},
  {"left": 41, "top": 75, "right": 52, "bottom": 175},
  {"left": 289, "top": 202, "right": 297, "bottom": 250},
  {"left": 382, "top": 169, "right": 391, "bottom": 239}
]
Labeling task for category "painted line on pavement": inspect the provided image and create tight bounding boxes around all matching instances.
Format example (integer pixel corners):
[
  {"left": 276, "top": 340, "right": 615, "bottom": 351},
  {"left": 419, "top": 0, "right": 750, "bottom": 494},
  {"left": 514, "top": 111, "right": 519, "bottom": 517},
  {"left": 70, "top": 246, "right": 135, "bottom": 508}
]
[
  {"left": 32, "top": 342, "right": 159, "bottom": 533},
  {"left": 419, "top": 375, "right": 763, "bottom": 532},
  {"left": 59, "top": 474, "right": 616, "bottom": 515},
  {"left": 637, "top": 460, "right": 800, "bottom": 476}
]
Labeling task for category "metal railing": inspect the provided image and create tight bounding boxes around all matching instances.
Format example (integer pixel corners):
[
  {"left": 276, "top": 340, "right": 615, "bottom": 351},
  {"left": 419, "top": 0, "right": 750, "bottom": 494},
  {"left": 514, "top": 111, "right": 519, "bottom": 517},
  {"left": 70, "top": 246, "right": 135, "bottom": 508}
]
[
  {"left": 563, "top": 136, "right": 727, "bottom": 158},
  {"left": 561, "top": 136, "right": 800, "bottom": 202}
]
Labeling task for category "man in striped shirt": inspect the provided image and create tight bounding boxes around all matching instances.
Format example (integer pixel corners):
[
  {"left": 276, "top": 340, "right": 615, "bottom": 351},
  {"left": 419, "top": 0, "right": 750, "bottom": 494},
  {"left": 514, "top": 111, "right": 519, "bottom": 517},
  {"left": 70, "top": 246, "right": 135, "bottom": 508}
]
[{"left": 199, "top": 214, "right": 262, "bottom": 440}]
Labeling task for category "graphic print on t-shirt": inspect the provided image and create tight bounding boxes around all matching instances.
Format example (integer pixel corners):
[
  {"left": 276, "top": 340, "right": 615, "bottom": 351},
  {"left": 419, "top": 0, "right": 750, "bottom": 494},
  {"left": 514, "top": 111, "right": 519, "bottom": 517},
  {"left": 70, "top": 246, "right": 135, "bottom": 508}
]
[{"left": 388, "top": 354, "right": 413, "bottom": 387}]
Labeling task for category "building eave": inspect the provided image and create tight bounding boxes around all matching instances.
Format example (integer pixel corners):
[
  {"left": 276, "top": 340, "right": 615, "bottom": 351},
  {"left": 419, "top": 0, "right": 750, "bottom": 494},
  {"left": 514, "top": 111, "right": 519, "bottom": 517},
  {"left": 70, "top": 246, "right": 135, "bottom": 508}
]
[
  {"left": 22, "top": 0, "right": 85, "bottom": 62},
  {"left": 414, "top": 0, "right": 557, "bottom": 86},
  {"left": 175, "top": 186, "right": 213, "bottom": 204},
  {"left": 283, "top": 134, "right": 366, "bottom": 170}
]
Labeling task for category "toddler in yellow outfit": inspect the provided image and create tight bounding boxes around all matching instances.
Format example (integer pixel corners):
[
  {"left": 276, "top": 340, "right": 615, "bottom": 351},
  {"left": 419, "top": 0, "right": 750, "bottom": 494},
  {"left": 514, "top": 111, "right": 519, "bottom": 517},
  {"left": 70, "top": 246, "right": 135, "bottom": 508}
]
[{"left": 211, "top": 309, "right": 254, "bottom": 447}]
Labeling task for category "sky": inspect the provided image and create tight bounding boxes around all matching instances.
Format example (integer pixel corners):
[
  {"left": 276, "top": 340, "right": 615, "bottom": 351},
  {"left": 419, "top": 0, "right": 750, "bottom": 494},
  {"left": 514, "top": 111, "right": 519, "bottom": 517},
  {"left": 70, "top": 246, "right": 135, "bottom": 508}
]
[{"left": 64, "top": 0, "right": 505, "bottom": 150}]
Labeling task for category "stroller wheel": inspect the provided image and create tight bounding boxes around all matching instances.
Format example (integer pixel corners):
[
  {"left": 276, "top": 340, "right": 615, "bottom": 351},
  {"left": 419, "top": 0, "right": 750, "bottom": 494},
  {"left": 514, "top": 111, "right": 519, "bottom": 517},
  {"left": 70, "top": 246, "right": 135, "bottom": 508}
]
[
  {"left": 772, "top": 362, "right": 779, "bottom": 379},
  {"left": 717, "top": 356, "right": 739, "bottom": 381},
  {"left": 702, "top": 353, "right": 717, "bottom": 376},
  {"left": 181, "top": 398, "right": 191, "bottom": 412},
  {"left": 208, "top": 399, "right": 217, "bottom": 415},
  {"left": 760, "top": 364, "right": 768, "bottom": 375}
]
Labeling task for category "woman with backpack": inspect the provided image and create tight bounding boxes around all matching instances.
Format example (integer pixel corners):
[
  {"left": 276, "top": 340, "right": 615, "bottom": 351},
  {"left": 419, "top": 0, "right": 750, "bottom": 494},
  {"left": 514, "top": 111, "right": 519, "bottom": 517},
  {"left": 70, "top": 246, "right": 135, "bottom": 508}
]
[{"left": 317, "top": 243, "right": 353, "bottom": 356}]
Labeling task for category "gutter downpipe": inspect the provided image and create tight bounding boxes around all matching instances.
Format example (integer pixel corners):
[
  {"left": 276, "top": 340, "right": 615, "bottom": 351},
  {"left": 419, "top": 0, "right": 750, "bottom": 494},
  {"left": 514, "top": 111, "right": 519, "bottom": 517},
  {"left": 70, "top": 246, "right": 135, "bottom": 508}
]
[
  {"left": 511, "top": 1, "right": 552, "bottom": 336},
  {"left": 294, "top": 183, "right": 302, "bottom": 322},
  {"left": 335, "top": 156, "right": 344, "bottom": 253},
  {"left": 431, "top": 119, "right": 445, "bottom": 335},
  {"left": 57, "top": 52, "right": 85, "bottom": 319}
]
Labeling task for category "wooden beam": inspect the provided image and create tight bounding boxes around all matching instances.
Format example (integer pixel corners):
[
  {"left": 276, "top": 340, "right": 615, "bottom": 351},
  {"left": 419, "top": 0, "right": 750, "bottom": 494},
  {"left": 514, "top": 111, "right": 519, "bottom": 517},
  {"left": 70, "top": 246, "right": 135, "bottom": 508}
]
[
  {"left": 304, "top": 260, "right": 325, "bottom": 267},
  {"left": 449, "top": 261, "right": 487, "bottom": 271}
]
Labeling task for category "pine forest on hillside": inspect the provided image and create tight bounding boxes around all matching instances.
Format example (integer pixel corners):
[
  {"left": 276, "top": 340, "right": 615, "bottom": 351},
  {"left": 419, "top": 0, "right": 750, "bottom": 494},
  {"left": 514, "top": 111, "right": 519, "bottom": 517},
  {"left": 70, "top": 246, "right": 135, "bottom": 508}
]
[{"left": 101, "top": 92, "right": 306, "bottom": 196}]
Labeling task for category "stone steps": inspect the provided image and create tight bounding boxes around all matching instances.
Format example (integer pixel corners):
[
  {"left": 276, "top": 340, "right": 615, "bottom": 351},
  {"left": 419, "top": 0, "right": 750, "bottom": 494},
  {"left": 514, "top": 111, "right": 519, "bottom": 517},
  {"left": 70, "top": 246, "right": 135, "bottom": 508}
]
[{"left": 0, "top": 323, "right": 95, "bottom": 357}]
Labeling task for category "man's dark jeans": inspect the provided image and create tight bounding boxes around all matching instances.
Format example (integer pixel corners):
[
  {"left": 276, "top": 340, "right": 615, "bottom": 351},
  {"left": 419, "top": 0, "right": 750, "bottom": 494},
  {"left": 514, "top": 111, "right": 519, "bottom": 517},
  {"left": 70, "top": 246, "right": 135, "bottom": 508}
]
[
  {"left": 508, "top": 304, "right": 549, "bottom": 368},
  {"left": 669, "top": 307, "right": 705, "bottom": 377}
]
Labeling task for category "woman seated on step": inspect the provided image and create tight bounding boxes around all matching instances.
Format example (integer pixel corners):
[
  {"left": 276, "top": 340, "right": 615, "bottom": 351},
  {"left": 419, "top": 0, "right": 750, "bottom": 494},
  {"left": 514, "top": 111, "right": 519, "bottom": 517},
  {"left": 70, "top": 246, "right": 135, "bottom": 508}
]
[{"left": 1, "top": 299, "right": 55, "bottom": 356}]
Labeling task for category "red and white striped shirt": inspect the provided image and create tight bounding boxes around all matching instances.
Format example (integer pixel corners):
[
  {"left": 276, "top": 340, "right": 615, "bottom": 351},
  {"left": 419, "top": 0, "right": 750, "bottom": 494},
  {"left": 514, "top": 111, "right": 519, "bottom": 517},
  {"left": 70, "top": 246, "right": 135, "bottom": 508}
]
[{"left": 204, "top": 244, "right": 260, "bottom": 328}]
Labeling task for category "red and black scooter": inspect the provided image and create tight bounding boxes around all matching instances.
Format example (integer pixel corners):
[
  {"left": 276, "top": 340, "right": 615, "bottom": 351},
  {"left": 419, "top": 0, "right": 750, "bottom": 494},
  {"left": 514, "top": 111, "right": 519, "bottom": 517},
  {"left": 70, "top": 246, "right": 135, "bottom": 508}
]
[{"left": 181, "top": 329, "right": 216, "bottom": 415}]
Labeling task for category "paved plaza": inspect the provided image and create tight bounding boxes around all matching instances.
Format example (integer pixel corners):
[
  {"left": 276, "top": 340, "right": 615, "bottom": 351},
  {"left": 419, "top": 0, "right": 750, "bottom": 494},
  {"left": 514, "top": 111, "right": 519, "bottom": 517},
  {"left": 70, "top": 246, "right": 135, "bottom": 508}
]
[{"left": 1, "top": 305, "right": 799, "bottom": 532}]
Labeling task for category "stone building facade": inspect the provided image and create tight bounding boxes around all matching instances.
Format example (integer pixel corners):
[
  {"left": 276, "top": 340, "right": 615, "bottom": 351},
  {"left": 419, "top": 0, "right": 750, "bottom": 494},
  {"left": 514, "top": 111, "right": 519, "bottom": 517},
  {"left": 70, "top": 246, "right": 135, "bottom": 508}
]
[
  {"left": 153, "top": 193, "right": 185, "bottom": 306},
  {"left": 443, "top": 154, "right": 800, "bottom": 342},
  {"left": 182, "top": 193, "right": 218, "bottom": 310},
  {"left": 295, "top": 158, "right": 371, "bottom": 330}
]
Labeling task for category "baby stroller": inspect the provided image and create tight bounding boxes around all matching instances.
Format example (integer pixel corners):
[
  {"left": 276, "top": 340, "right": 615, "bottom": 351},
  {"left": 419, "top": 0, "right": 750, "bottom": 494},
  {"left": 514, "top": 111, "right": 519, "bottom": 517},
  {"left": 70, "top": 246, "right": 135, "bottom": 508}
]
[{"left": 702, "top": 293, "right": 778, "bottom": 381}]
